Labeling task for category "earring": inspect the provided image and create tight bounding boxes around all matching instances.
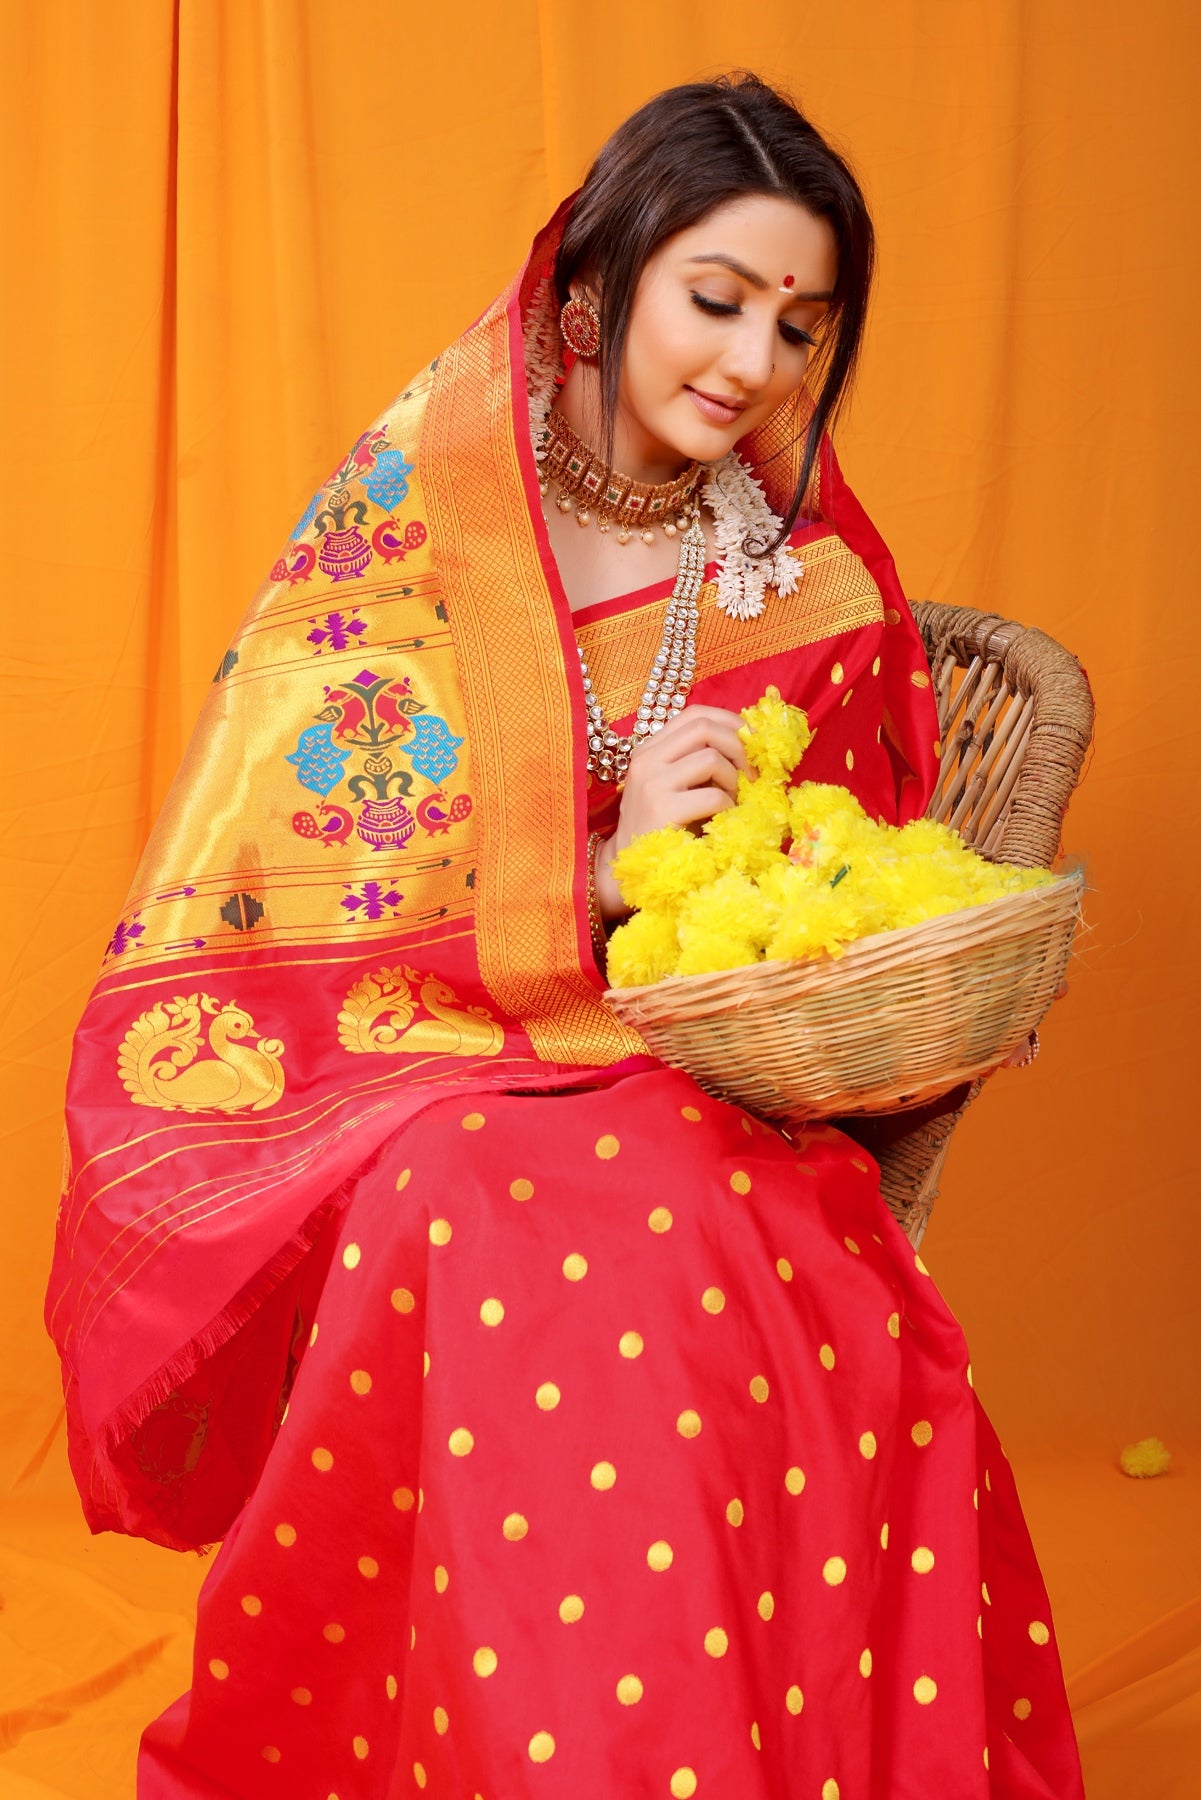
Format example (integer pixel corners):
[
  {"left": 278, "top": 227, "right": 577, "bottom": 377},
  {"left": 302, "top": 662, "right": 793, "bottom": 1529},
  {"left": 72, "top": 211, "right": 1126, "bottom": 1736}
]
[{"left": 560, "top": 294, "right": 601, "bottom": 359}]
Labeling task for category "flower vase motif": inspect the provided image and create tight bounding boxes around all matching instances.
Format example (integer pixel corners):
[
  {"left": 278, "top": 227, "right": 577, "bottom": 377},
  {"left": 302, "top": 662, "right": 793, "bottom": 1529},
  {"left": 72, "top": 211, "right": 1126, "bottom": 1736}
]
[
  {"left": 316, "top": 491, "right": 373, "bottom": 584},
  {"left": 356, "top": 796, "right": 417, "bottom": 852}
]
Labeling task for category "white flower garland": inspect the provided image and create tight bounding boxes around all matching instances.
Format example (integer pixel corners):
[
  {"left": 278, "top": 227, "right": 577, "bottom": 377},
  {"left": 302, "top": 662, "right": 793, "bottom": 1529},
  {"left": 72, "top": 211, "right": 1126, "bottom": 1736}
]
[
  {"left": 522, "top": 274, "right": 801, "bottom": 621},
  {"left": 701, "top": 453, "right": 802, "bottom": 621}
]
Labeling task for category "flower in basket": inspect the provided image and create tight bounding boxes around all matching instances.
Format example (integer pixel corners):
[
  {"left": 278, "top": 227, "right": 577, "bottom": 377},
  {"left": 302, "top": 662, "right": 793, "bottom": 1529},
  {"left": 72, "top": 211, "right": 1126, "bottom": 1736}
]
[{"left": 606, "top": 687, "right": 1053, "bottom": 988}]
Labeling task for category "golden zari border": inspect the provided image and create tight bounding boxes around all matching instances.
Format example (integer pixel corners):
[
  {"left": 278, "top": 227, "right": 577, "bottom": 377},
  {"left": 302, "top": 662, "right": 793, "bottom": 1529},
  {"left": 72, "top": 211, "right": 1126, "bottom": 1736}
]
[
  {"left": 577, "top": 533, "right": 884, "bottom": 725},
  {"left": 423, "top": 293, "right": 643, "bottom": 1067}
]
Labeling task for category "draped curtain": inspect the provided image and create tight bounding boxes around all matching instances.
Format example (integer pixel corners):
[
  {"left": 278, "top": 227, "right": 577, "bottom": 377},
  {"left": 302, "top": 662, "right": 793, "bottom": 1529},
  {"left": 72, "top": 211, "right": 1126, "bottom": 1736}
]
[{"left": 1, "top": 2, "right": 1197, "bottom": 1791}]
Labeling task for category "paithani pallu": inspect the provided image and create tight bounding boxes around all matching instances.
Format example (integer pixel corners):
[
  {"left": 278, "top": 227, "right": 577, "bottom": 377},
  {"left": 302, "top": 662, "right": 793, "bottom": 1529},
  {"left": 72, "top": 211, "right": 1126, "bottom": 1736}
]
[{"left": 48, "top": 200, "right": 1085, "bottom": 1798}]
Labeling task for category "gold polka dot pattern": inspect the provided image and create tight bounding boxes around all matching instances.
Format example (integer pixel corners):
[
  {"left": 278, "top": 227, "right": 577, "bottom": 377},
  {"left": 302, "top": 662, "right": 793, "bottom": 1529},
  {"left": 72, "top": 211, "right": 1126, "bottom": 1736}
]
[
  {"left": 595, "top": 1133, "right": 620, "bottom": 1159},
  {"left": 670, "top": 1769, "right": 698, "bottom": 1798},
  {"left": 429, "top": 1218, "right": 453, "bottom": 1246},
  {"left": 179, "top": 1082, "right": 1082, "bottom": 1791}
]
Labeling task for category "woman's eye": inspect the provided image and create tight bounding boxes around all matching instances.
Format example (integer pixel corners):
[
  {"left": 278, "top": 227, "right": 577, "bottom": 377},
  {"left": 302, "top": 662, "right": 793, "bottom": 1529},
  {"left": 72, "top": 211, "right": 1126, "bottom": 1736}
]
[
  {"left": 689, "top": 292, "right": 817, "bottom": 349},
  {"left": 690, "top": 292, "right": 739, "bottom": 317}
]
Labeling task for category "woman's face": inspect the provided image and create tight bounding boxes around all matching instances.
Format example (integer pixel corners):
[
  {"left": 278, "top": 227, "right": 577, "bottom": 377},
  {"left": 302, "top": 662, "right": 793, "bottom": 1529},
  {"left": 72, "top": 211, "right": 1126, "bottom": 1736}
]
[{"left": 613, "top": 194, "right": 838, "bottom": 476}]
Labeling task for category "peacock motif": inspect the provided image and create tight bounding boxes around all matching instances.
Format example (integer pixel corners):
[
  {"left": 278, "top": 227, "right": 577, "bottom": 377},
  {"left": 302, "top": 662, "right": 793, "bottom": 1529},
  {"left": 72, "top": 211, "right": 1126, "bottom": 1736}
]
[
  {"left": 416, "top": 789, "right": 473, "bottom": 835},
  {"left": 118, "top": 994, "right": 286, "bottom": 1113},
  {"left": 338, "top": 966, "right": 503, "bottom": 1058}
]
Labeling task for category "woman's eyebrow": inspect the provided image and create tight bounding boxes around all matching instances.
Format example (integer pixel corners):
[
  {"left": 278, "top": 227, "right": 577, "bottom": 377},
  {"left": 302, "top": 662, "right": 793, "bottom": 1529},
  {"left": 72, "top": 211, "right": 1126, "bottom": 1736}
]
[{"left": 686, "top": 253, "right": 833, "bottom": 302}]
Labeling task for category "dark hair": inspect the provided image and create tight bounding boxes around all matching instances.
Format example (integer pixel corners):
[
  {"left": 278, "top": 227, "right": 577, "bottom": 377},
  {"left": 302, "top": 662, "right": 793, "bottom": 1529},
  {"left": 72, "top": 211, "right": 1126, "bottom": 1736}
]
[{"left": 554, "top": 72, "right": 875, "bottom": 550}]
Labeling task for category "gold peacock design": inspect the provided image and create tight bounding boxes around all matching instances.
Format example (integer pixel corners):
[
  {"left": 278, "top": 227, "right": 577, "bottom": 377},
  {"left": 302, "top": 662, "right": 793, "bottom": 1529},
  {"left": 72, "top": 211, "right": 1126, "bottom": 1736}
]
[
  {"left": 338, "top": 966, "right": 504, "bottom": 1058},
  {"left": 118, "top": 994, "right": 286, "bottom": 1113}
]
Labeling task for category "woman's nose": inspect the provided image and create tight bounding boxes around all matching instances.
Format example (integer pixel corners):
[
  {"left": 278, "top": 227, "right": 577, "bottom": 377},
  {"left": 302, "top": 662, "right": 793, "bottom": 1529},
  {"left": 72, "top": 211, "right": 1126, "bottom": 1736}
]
[{"left": 719, "top": 320, "right": 778, "bottom": 394}]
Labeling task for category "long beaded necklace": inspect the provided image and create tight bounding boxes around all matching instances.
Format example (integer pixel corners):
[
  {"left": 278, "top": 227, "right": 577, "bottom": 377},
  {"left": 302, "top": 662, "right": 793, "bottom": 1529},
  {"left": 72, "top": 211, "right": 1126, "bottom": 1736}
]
[{"left": 577, "top": 513, "right": 708, "bottom": 783}]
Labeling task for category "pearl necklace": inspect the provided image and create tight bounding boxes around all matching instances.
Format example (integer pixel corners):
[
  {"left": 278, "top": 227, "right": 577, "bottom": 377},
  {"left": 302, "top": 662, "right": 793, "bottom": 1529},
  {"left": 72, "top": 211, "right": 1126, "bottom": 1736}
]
[{"left": 578, "top": 514, "right": 708, "bottom": 783}]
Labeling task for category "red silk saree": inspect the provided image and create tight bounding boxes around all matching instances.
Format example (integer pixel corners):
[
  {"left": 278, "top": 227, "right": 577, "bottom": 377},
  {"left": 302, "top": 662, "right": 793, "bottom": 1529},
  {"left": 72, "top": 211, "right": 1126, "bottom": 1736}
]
[{"left": 48, "top": 201, "right": 1085, "bottom": 1798}]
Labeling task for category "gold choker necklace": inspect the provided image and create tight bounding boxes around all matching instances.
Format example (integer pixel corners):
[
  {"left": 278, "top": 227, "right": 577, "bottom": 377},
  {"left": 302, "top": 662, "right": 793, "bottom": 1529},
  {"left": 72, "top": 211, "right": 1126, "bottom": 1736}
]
[{"left": 537, "top": 408, "right": 703, "bottom": 545}]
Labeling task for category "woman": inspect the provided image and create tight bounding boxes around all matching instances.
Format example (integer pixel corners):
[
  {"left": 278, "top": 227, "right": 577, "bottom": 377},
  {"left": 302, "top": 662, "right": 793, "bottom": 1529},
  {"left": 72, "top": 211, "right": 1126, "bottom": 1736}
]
[{"left": 48, "top": 74, "right": 1085, "bottom": 1798}]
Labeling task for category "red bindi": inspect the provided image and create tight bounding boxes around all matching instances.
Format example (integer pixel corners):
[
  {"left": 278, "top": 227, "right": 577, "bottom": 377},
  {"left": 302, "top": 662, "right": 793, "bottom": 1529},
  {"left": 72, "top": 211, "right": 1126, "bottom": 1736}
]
[{"left": 781, "top": 274, "right": 795, "bottom": 288}]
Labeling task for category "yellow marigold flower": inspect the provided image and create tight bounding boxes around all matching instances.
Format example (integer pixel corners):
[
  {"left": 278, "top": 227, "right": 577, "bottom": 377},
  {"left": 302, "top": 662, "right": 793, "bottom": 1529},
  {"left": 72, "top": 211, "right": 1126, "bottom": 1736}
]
[
  {"left": 678, "top": 871, "right": 775, "bottom": 956},
  {"left": 703, "top": 781, "right": 789, "bottom": 877},
  {"left": 605, "top": 907, "right": 682, "bottom": 988},
  {"left": 739, "top": 686, "right": 813, "bottom": 781},
  {"left": 1119, "top": 1436, "right": 1171, "bottom": 1479},
  {"left": 611, "top": 827, "right": 716, "bottom": 915}
]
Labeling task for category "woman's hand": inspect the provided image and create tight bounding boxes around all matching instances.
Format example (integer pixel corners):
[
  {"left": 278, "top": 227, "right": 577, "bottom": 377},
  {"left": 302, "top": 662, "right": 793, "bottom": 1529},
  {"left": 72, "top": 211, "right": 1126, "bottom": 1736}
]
[{"left": 594, "top": 706, "right": 749, "bottom": 921}]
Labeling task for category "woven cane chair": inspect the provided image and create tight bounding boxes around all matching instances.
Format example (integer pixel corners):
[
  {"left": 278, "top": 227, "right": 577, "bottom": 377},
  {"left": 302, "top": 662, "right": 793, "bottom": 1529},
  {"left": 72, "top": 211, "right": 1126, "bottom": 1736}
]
[{"left": 863, "top": 603, "right": 1095, "bottom": 1248}]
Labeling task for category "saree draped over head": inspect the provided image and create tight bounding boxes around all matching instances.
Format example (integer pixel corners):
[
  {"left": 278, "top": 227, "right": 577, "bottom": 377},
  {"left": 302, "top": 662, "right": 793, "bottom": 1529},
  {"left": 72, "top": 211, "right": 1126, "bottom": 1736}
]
[{"left": 49, "top": 201, "right": 1084, "bottom": 1799}]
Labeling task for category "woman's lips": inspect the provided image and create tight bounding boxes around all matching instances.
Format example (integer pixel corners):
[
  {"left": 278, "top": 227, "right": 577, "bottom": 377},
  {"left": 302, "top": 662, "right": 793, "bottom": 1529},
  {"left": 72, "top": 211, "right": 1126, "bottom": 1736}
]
[{"left": 685, "top": 387, "right": 747, "bottom": 426}]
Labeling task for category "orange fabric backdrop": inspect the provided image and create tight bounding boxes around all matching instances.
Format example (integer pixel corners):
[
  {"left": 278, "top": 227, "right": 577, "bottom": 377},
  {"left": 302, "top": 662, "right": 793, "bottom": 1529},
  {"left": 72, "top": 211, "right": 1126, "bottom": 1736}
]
[{"left": 2, "top": 2, "right": 1198, "bottom": 1792}]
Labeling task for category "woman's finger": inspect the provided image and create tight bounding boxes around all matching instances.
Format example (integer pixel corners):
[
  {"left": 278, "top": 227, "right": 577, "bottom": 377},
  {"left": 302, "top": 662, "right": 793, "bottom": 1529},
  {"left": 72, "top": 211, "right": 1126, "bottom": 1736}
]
[
  {"left": 633, "top": 714, "right": 749, "bottom": 774},
  {"left": 657, "top": 787, "right": 736, "bottom": 829},
  {"left": 648, "top": 746, "right": 740, "bottom": 801}
]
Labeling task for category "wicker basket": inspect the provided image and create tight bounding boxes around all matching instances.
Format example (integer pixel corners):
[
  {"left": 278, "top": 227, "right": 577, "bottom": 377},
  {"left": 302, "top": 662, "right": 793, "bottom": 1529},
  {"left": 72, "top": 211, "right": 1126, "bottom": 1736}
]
[{"left": 603, "top": 870, "right": 1083, "bottom": 1123}]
